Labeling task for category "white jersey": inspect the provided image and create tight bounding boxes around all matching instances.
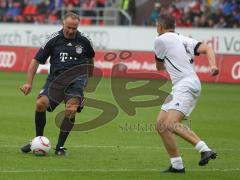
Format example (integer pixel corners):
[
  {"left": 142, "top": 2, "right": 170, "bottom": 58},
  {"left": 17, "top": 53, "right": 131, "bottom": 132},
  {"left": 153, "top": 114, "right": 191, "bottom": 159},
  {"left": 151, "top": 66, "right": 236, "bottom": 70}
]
[{"left": 154, "top": 32, "right": 201, "bottom": 92}]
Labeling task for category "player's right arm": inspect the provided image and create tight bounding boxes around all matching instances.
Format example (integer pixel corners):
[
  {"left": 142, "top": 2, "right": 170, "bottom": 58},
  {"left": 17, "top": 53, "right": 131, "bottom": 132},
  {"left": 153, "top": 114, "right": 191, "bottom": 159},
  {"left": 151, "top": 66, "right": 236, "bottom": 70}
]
[
  {"left": 20, "top": 32, "right": 55, "bottom": 95},
  {"left": 20, "top": 59, "right": 39, "bottom": 95}
]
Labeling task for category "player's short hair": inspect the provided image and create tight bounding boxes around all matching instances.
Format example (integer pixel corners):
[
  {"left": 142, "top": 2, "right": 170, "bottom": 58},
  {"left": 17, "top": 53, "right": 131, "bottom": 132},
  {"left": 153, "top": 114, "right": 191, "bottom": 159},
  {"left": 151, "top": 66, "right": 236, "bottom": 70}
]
[
  {"left": 156, "top": 14, "right": 175, "bottom": 29},
  {"left": 64, "top": 12, "right": 80, "bottom": 21}
]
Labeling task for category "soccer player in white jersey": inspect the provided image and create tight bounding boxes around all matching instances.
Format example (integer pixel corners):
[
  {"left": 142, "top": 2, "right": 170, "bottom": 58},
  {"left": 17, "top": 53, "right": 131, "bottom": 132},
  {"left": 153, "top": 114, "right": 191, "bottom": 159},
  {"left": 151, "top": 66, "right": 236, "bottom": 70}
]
[{"left": 154, "top": 14, "right": 219, "bottom": 173}]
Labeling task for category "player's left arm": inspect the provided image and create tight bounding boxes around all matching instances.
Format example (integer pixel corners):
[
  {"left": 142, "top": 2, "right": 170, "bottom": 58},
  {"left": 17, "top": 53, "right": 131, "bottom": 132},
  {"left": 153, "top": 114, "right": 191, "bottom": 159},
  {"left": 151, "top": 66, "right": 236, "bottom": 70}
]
[
  {"left": 154, "top": 38, "right": 166, "bottom": 71},
  {"left": 196, "top": 43, "right": 219, "bottom": 76}
]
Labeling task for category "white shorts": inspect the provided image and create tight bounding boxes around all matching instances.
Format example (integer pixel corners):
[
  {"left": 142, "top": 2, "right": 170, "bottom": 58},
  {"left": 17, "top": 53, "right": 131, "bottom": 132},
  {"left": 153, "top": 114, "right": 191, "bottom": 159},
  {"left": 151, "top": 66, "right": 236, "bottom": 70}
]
[{"left": 161, "top": 88, "right": 200, "bottom": 117}]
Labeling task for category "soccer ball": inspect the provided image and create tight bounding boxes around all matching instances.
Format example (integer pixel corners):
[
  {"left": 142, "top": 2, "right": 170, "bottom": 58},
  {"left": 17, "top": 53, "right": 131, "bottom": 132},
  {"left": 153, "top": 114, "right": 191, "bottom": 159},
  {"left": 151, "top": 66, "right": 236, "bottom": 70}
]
[{"left": 30, "top": 136, "right": 51, "bottom": 156}]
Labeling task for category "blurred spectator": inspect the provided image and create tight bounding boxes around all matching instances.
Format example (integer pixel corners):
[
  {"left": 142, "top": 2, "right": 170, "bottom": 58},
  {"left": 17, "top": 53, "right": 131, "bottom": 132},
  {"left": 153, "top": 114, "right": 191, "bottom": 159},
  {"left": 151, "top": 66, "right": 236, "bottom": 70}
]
[
  {"left": 171, "top": 5, "right": 183, "bottom": 20},
  {"left": 97, "top": 0, "right": 105, "bottom": 25},
  {"left": 214, "top": 16, "right": 226, "bottom": 27},
  {"left": 209, "top": 0, "right": 222, "bottom": 10},
  {"left": 22, "top": 1, "right": 37, "bottom": 15},
  {"left": 63, "top": 0, "right": 80, "bottom": 6},
  {"left": 233, "top": 9, "right": 240, "bottom": 23},
  {"left": 148, "top": 2, "right": 161, "bottom": 26},
  {"left": 0, "top": 0, "right": 239, "bottom": 28},
  {"left": 82, "top": 0, "right": 96, "bottom": 25},
  {"left": 147, "top": 0, "right": 240, "bottom": 28},
  {"left": 120, "top": 0, "right": 136, "bottom": 25},
  {"left": 207, "top": 18, "right": 214, "bottom": 27},
  {"left": 6, "top": 1, "right": 22, "bottom": 22},
  {"left": 31, "top": 0, "right": 44, "bottom": 5},
  {"left": 0, "top": 1, "right": 7, "bottom": 22},
  {"left": 48, "top": 10, "right": 59, "bottom": 24},
  {"left": 176, "top": 16, "right": 192, "bottom": 27},
  {"left": 105, "top": 0, "right": 118, "bottom": 7},
  {"left": 222, "top": 0, "right": 232, "bottom": 15}
]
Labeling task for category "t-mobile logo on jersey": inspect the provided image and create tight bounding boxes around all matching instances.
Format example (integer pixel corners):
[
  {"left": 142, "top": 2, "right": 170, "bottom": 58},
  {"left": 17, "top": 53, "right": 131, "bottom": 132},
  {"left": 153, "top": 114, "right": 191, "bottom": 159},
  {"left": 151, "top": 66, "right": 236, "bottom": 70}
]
[
  {"left": 60, "top": 52, "right": 68, "bottom": 62},
  {"left": 60, "top": 52, "right": 77, "bottom": 62}
]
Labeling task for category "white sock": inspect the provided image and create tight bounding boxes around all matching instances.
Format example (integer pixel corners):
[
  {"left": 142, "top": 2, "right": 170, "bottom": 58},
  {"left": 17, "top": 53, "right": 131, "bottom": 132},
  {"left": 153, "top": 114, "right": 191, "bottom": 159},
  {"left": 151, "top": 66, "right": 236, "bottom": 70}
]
[
  {"left": 170, "top": 157, "right": 184, "bottom": 169},
  {"left": 195, "top": 141, "right": 211, "bottom": 153}
]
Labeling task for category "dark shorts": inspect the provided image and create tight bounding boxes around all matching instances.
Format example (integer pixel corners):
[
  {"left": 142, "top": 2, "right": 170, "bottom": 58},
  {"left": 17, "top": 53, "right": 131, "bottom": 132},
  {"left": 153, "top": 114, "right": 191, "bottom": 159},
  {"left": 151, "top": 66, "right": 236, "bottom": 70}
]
[{"left": 38, "top": 74, "right": 88, "bottom": 112}]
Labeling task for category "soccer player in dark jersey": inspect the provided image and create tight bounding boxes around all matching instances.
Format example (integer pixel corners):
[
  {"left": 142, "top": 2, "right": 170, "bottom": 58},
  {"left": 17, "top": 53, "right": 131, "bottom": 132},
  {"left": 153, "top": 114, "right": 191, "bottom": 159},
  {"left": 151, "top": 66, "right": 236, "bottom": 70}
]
[{"left": 20, "top": 12, "right": 95, "bottom": 155}]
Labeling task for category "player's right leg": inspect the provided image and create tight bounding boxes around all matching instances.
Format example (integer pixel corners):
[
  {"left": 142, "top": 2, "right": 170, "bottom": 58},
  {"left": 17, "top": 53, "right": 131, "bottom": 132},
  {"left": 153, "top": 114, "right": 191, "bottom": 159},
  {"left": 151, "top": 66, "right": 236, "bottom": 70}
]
[
  {"left": 21, "top": 95, "right": 49, "bottom": 153},
  {"left": 156, "top": 110, "right": 185, "bottom": 173},
  {"left": 35, "top": 95, "right": 49, "bottom": 136}
]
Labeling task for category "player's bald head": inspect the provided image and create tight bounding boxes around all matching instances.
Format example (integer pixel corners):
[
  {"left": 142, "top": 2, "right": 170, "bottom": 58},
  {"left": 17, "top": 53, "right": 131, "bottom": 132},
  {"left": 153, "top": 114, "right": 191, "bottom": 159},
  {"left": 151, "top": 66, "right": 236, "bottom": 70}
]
[
  {"left": 156, "top": 14, "right": 175, "bottom": 30},
  {"left": 62, "top": 12, "right": 80, "bottom": 39}
]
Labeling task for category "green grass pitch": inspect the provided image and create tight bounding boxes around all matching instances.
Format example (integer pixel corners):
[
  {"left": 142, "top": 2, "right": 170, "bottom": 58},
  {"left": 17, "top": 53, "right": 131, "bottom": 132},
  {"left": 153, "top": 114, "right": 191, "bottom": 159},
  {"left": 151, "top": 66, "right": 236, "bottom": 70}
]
[{"left": 0, "top": 71, "right": 240, "bottom": 179}]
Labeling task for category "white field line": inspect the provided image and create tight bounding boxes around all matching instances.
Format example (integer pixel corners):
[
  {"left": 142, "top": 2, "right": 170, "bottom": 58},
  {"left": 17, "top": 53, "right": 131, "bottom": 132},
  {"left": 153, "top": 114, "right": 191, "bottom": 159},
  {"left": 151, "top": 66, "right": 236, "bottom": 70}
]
[
  {"left": 0, "top": 168, "right": 240, "bottom": 173},
  {"left": 1, "top": 144, "right": 239, "bottom": 152}
]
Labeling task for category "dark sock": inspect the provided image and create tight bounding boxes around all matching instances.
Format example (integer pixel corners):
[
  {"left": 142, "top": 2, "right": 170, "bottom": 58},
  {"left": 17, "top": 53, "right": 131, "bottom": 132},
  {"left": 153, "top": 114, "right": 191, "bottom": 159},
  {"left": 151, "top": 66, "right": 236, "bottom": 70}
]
[
  {"left": 35, "top": 111, "right": 46, "bottom": 136},
  {"left": 56, "top": 117, "right": 75, "bottom": 149}
]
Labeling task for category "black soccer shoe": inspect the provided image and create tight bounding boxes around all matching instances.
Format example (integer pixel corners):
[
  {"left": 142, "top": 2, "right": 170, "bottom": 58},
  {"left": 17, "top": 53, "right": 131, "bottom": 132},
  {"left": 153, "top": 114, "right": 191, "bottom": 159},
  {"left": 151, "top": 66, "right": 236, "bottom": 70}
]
[
  {"left": 21, "top": 143, "right": 31, "bottom": 153},
  {"left": 162, "top": 166, "right": 185, "bottom": 173},
  {"left": 55, "top": 147, "right": 67, "bottom": 156},
  {"left": 199, "top": 151, "right": 217, "bottom": 166}
]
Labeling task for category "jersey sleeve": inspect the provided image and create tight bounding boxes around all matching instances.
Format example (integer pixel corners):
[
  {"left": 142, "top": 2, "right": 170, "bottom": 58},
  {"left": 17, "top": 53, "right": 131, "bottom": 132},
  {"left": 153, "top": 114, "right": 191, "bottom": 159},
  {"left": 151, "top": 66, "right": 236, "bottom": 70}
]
[
  {"left": 34, "top": 34, "right": 55, "bottom": 64},
  {"left": 180, "top": 35, "right": 202, "bottom": 57},
  {"left": 85, "top": 40, "right": 95, "bottom": 59},
  {"left": 154, "top": 37, "right": 166, "bottom": 62},
  {"left": 81, "top": 32, "right": 95, "bottom": 59}
]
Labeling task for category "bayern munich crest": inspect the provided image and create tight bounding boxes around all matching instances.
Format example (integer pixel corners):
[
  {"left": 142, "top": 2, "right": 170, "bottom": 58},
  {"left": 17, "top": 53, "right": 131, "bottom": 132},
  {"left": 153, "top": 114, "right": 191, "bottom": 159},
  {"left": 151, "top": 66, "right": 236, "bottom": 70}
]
[{"left": 75, "top": 45, "right": 83, "bottom": 54}]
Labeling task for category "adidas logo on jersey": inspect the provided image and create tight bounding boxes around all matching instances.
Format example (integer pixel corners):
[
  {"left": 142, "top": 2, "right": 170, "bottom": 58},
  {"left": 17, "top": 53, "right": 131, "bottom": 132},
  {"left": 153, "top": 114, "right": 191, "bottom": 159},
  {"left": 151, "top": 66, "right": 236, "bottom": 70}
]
[{"left": 67, "top": 43, "right": 72, "bottom": 46}]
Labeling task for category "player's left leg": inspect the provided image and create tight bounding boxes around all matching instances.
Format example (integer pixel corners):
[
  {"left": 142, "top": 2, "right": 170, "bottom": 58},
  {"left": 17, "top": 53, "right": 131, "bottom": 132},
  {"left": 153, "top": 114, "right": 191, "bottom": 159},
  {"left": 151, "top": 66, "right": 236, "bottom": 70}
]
[
  {"left": 165, "top": 87, "right": 217, "bottom": 166},
  {"left": 55, "top": 75, "right": 87, "bottom": 155},
  {"left": 166, "top": 109, "right": 217, "bottom": 166},
  {"left": 55, "top": 97, "right": 80, "bottom": 156},
  {"left": 156, "top": 110, "right": 180, "bottom": 157}
]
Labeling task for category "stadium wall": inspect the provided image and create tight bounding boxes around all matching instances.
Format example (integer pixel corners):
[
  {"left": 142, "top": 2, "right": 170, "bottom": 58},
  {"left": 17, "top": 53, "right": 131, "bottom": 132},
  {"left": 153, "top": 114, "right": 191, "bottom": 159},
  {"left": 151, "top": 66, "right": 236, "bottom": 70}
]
[
  {"left": 0, "top": 24, "right": 240, "bottom": 55},
  {"left": 0, "top": 46, "right": 240, "bottom": 83},
  {"left": 0, "top": 24, "right": 239, "bottom": 83}
]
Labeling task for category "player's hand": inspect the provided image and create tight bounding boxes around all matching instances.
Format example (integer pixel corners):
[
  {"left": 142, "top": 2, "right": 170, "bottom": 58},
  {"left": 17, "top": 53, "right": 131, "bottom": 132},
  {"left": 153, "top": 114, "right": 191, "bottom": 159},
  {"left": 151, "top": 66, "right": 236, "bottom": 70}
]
[
  {"left": 210, "top": 66, "right": 219, "bottom": 76},
  {"left": 20, "top": 84, "right": 32, "bottom": 95}
]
